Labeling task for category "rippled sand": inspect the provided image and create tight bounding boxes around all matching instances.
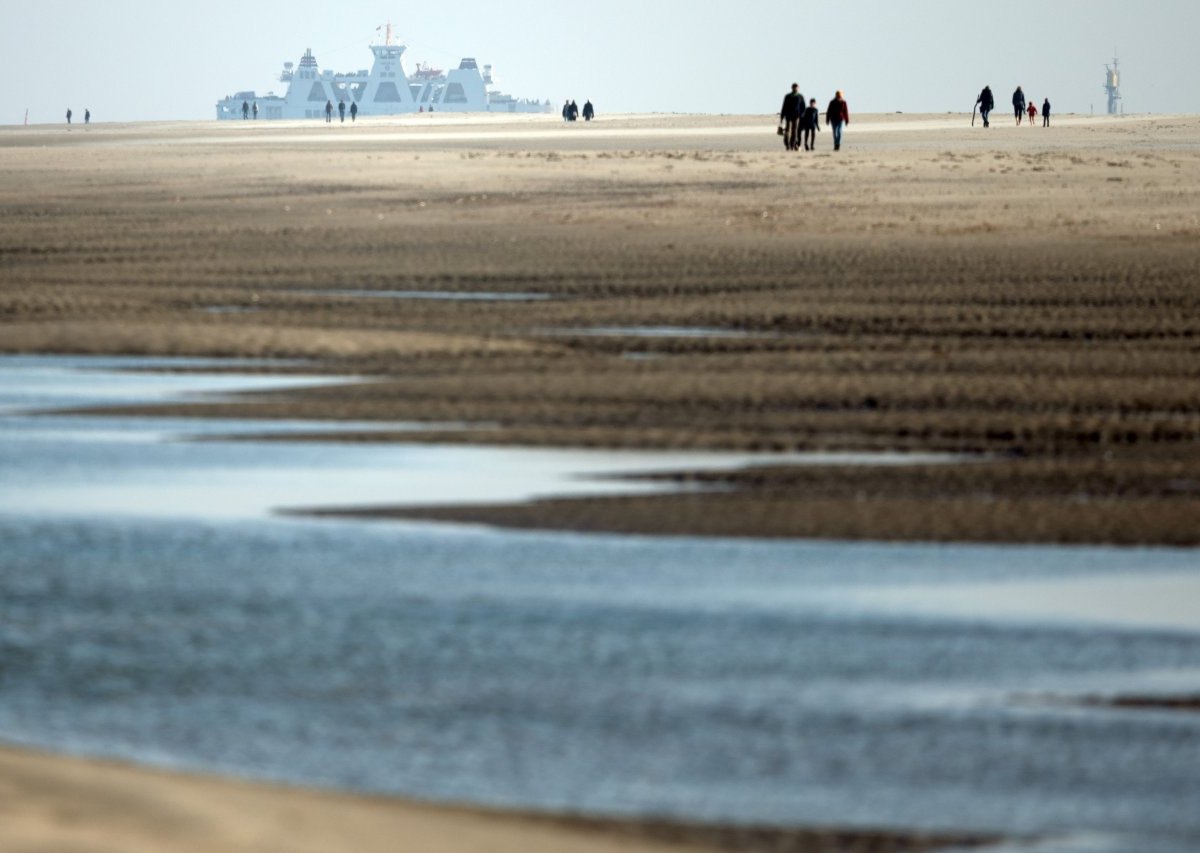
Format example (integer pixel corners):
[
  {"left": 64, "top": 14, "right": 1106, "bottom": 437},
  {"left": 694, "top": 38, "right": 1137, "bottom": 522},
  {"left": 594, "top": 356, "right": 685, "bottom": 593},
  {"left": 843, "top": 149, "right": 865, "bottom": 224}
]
[{"left": 2, "top": 112, "right": 1199, "bottom": 542}]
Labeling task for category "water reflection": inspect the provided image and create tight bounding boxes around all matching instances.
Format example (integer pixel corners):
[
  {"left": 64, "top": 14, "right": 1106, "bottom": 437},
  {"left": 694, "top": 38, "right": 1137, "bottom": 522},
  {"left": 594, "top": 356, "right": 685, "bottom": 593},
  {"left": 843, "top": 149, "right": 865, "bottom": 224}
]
[{"left": 1, "top": 355, "right": 1199, "bottom": 851}]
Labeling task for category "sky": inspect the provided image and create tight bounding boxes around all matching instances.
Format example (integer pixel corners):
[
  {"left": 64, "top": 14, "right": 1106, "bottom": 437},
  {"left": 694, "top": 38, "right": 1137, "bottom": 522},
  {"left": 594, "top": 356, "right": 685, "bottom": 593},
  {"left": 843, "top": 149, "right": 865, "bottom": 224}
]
[{"left": 3, "top": 0, "right": 1198, "bottom": 124}]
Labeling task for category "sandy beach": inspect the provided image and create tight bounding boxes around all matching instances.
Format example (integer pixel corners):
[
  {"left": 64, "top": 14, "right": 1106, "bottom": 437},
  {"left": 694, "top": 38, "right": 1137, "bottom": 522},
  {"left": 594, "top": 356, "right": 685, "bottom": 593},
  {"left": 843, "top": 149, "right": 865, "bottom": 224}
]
[
  {"left": 3, "top": 112, "right": 1198, "bottom": 544},
  {"left": 0, "top": 745, "right": 994, "bottom": 853},
  {"left": 2, "top": 112, "right": 1199, "bottom": 848}
]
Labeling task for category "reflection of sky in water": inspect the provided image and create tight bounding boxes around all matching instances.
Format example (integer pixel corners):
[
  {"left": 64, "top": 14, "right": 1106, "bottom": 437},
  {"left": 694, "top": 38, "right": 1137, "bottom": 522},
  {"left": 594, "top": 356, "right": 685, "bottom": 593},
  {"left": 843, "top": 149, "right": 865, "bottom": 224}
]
[
  {"left": 2, "top": 355, "right": 1200, "bottom": 851},
  {"left": 543, "top": 326, "right": 774, "bottom": 339},
  {"left": 301, "top": 289, "right": 553, "bottom": 302},
  {"left": 842, "top": 572, "right": 1200, "bottom": 633},
  {"left": 0, "top": 354, "right": 960, "bottom": 522}
]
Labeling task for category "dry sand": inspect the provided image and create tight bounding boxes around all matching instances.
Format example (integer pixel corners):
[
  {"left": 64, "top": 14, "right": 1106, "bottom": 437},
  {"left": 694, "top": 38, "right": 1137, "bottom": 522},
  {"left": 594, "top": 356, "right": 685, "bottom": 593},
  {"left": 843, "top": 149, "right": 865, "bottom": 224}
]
[
  {"left": 2, "top": 112, "right": 1196, "bottom": 849},
  {"left": 0, "top": 746, "right": 994, "bottom": 853}
]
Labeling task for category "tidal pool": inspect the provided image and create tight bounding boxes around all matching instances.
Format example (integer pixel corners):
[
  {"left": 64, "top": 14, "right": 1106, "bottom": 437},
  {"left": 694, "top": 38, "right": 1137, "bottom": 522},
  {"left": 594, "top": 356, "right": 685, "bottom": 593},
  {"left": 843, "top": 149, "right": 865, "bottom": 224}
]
[
  {"left": 1, "top": 355, "right": 1199, "bottom": 852},
  {"left": 303, "top": 289, "right": 554, "bottom": 302},
  {"left": 544, "top": 326, "right": 773, "bottom": 339}
]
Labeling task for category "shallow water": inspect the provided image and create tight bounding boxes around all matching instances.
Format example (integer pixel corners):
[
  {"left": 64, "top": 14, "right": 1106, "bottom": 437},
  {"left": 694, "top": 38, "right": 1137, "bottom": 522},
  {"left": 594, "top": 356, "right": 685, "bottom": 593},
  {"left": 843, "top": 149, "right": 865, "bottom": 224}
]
[
  {"left": 544, "top": 326, "right": 774, "bottom": 339},
  {"left": 304, "top": 289, "right": 553, "bottom": 302},
  {"left": 2, "top": 356, "right": 1199, "bottom": 851}
]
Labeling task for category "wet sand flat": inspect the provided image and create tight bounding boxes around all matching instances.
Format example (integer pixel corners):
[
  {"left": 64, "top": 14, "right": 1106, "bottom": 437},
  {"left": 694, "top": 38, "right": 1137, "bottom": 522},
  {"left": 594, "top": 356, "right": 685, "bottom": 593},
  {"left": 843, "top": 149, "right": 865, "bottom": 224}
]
[{"left": 2, "top": 112, "right": 1200, "bottom": 543}]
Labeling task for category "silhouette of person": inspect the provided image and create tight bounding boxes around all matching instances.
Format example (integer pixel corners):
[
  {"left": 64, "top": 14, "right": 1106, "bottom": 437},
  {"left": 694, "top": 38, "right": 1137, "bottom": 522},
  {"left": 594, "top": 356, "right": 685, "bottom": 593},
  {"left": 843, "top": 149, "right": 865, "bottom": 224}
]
[
  {"left": 84, "top": 109, "right": 91, "bottom": 126},
  {"left": 339, "top": 100, "right": 346, "bottom": 123},
  {"left": 826, "top": 91, "right": 849, "bottom": 151},
  {"left": 66, "top": 108, "right": 73, "bottom": 126},
  {"left": 242, "top": 100, "right": 249, "bottom": 120},
  {"left": 582, "top": 100, "right": 595, "bottom": 121},
  {"left": 976, "top": 85, "right": 995, "bottom": 127},
  {"left": 325, "top": 100, "right": 333, "bottom": 123},
  {"left": 253, "top": 101, "right": 259, "bottom": 120},
  {"left": 801, "top": 98, "right": 821, "bottom": 151},
  {"left": 1013, "top": 86, "right": 1026, "bottom": 125},
  {"left": 780, "top": 83, "right": 804, "bottom": 151},
  {"left": 1042, "top": 98, "right": 1051, "bottom": 127},
  {"left": 350, "top": 102, "right": 359, "bottom": 122}
]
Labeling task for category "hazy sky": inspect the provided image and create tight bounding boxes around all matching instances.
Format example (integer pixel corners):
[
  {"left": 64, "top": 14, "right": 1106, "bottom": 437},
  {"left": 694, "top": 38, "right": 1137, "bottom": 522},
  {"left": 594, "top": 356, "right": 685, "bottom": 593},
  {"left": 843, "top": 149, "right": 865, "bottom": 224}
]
[{"left": 4, "top": 0, "right": 1198, "bottom": 124}]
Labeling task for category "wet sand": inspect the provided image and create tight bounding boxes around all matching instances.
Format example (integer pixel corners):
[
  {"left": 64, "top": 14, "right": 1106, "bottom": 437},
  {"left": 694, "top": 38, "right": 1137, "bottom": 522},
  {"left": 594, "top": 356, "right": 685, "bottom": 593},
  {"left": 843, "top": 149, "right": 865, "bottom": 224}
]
[{"left": 4, "top": 111, "right": 1198, "bottom": 544}]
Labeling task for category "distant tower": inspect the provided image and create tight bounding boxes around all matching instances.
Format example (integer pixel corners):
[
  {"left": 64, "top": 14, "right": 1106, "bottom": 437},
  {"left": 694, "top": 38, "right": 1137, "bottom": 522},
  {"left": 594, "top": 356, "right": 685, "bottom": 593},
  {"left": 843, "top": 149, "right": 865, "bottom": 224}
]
[{"left": 1104, "top": 57, "right": 1122, "bottom": 115}]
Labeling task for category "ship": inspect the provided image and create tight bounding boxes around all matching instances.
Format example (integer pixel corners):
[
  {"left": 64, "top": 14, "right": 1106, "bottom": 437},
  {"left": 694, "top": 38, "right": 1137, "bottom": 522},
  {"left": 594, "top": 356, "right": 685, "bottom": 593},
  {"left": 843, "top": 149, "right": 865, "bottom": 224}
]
[{"left": 216, "top": 24, "right": 551, "bottom": 120}]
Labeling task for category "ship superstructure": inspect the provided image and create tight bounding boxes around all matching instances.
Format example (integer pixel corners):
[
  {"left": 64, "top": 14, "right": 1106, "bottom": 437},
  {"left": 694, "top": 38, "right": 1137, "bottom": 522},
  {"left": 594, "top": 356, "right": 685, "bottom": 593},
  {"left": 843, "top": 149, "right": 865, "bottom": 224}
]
[
  {"left": 217, "top": 24, "right": 550, "bottom": 120},
  {"left": 1104, "top": 56, "right": 1122, "bottom": 115}
]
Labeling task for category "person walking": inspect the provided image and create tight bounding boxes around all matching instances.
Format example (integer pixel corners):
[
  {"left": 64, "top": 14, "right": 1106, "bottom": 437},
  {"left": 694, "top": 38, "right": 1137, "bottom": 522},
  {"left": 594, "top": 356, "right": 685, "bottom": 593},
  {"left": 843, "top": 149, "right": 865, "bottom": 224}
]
[
  {"left": 338, "top": 100, "right": 346, "bottom": 123},
  {"left": 84, "top": 108, "right": 91, "bottom": 126},
  {"left": 582, "top": 99, "right": 595, "bottom": 121},
  {"left": 976, "top": 85, "right": 995, "bottom": 127},
  {"left": 826, "top": 91, "right": 849, "bottom": 151},
  {"left": 325, "top": 100, "right": 334, "bottom": 123},
  {"left": 350, "top": 101, "right": 359, "bottom": 122},
  {"left": 1013, "top": 86, "right": 1026, "bottom": 125},
  {"left": 779, "top": 83, "right": 804, "bottom": 151},
  {"left": 1027, "top": 100, "right": 1038, "bottom": 126},
  {"left": 66, "top": 108, "right": 72, "bottom": 127},
  {"left": 1042, "top": 97, "right": 1051, "bottom": 127},
  {"left": 242, "top": 100, "right": 249, "bottom": 120},
  {"left": 568, "top": 100, "right": 579, "bottom": 121},
  {"left": 801, "top": 97, "right": 821, "bottom": 151},
  {"left": 252, "top": 101, "right": 259, "bottom": 120},
  {"left": 562, "top": 100, "right": 570, "bottom": 122}
]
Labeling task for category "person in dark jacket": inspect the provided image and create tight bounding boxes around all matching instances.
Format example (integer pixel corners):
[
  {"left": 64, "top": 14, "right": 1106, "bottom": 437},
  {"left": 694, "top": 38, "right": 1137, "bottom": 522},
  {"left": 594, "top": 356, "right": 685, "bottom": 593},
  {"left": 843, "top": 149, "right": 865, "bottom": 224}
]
[
  {"left": 1013, "top": 86, "right": 1026, "bottom": 125},
  {"left": 801, "top": 98, "right": 821, "bottom": 151},
  {"left": 350, "top": 101, "right": 359, "bottom": 122},
  {"left": 976, "top": 85, "right": 995, "bottom": 127},
  {"left": 338, "top": 100, "right": 346, "bottom": 123},
  {"left": 242, "top": 100, "right": 249, "bottom": 120},
  {"left": 66, "top": 108, "right": 72, "bottom": 127},
  {"left": 1042, "top": 97, "right": 1051, "bottom": 127},
  {"left": 826, "top": 91, "right": 849, "bottom": 151},
  {"left": 582, "top": 100, "right": 595, "bottom": 121},
  {"left": 252, "top": 101, "right": 259, "bottom": 120},
  {"left": 568, "top": 100, "right": 579, "bottom": 121},
  {"left": 779, "top": 83, "right": 804, "bottom": 151}
]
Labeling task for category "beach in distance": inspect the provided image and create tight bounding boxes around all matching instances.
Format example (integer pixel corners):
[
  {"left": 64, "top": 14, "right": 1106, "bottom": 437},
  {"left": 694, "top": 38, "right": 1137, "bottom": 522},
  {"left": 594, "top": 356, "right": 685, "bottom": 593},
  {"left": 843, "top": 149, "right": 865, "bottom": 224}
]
[{"left": 2, "top": 111, "right": 1200, "bottom": 852}]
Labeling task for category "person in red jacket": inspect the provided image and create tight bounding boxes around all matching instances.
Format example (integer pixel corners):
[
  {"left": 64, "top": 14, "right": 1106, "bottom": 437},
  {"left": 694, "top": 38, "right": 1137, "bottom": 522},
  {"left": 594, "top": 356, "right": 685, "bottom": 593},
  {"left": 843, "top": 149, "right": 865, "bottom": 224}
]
[{"left": 826, "top": 91, "right": 850, "bottom": 151}]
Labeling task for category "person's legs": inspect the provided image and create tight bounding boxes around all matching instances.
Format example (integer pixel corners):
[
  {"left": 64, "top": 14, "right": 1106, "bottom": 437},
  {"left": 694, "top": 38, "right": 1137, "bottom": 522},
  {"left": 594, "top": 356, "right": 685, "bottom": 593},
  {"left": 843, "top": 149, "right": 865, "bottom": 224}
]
[{"left": 832, "top": 121, "right": 843, "bottom": 150}]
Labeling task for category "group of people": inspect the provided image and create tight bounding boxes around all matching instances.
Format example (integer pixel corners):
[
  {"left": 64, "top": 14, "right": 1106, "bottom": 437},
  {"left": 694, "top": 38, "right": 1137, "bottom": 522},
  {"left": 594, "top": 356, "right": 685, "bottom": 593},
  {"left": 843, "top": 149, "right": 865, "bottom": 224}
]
[
  {"left": 322, "top": 100, "right": 359, "bottom": 123},
  {"left": 562, "top": 100, "right": 595, "bottom": 122},
  {"left": 241, "top": 100, "right": 259, "bottom": 120},
  {"left": 65, "top": 108, "right": 91, "bottom": 127},
  {"left": 975, "top": 86, "right": 1051, "bottom": 128},
  {"left": 779, "top": 85, "right": 850, "bottom": 152}
]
